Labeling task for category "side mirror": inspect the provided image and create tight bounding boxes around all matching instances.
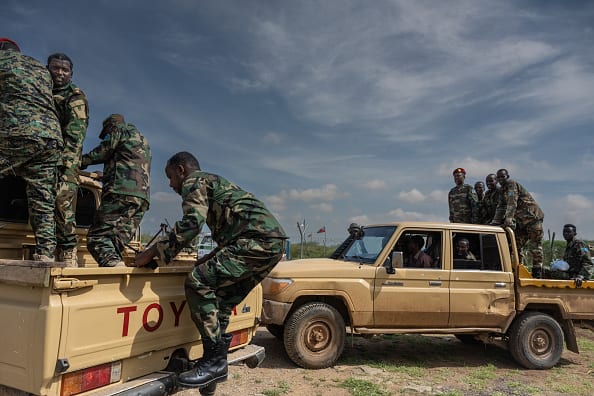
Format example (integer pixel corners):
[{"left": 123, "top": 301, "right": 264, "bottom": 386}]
[{"left": 385, "top": 251, "right": 403, "bottom": 274}]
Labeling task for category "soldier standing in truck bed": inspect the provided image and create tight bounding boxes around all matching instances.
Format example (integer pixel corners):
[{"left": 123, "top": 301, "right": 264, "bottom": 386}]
[
  {"left": 491, "top": 169, "right": 544, "bottom": 278},
  {"left": 0, "top": 38, "right": 63, "bottom": 261},
  {"left": 80, "top": 114, "right": 150, "bottom": 267},
  {"left": 47, "top": 53, "right": 89, "bottom": 267},
  {"left": 480, "top": 174, "right": 501, "bottom": 224},
  {"left": 561, "top": 224, "right": 593, "bottom": 282},
  {"left": 448, "top": 167, "right": 478, "bottom": 223}
]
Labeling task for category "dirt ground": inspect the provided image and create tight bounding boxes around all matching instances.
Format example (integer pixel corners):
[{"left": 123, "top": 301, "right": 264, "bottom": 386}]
[{"left": 177, "top": 326, "right": 594, "bottom": 396}]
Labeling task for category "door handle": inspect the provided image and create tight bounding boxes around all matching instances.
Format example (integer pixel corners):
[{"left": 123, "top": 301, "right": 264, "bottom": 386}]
[
  {"left": 494, "top": 282, "right": 507, "bottom": 288},
  {"left": 383, "top": 281, "right": 404, "bottom": 286},
  {"left": 429, "top": 281, "right": 442, "bottom": 286}
]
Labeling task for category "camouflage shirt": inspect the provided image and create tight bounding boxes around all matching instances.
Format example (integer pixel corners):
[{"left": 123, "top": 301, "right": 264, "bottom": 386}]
[
  {"left": 563, "top": 237, "right": 594, "bottom": 280},
  {"left": 480, "top": 187, "right": 502, "bottom": 224},
  {"left": 493, "top": 179, "right": 543, "bottom": 227},
  {"left": 81, "top": 122, "right": 151, "bottom": 202},
  {"left": 157, "top": 170, "right": 287, "bottom": 264},
  {"left": 53, "top": 82, "right": 89, "bottom": 179},
  {"left": 0, "top": 50, "right": 62, "bottom": 144},
  {"left": 448, "top": 184, "right": 478, "bottom": 223}
]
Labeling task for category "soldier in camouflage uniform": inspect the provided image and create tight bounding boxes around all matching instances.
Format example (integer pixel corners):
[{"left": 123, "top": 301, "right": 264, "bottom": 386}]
[
  {"left": 80, "top": 114, "right": 150, "bottom": 267},
  {"left": 479, "top": 174, "right": 501, "bottom": 224},
  {"left": 47, "top": 53, "right": 89, "bottom": 267},
  {"left": 491, "top": 169, "right": 544, "bottom": 278},
  {"left": 553, "top": 224, "right": 593, "bottom": 282},
  {"left": 0, "top": 38, "right": 63, "bottom": 261},
  {"left": 448, "top": 167, "right": 478, "bottom": 223},
  {"left": 134, "top": 151, "right": 286, "bottom": 389}
]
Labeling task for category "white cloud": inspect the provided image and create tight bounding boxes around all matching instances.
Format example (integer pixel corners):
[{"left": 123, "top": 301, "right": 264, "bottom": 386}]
[
  {"left": 363, "top": 179, "right": 387, "bottom": 190},
  {"left": 387, "top": 208, "right": 443, "bottom": 222},
  {"left": 350, "top": 215, "right": 370, "bottom": 225},
  {"left": 152, "top": 191, "right": 178, "bottom": 202},
  {"left": 311, "top": 203, "right": 333, "bottom": 212},
  {"left": 261, "top": 132, "right": 284, "bottom": 145},
  {"left": 399, "top": 189, "right": 426, "bottom": 203}
]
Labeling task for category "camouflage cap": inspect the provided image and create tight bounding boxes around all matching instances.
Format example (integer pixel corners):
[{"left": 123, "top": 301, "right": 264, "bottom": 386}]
[
  {"left": 453, "top": 167, "right": 466, "bottom": 175},
  {"left": 100, "top": 114, "right": 126, "bottom": 138}
]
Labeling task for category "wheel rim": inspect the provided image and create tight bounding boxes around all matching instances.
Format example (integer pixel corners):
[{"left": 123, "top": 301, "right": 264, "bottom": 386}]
[
  {"left": 304, "top": 320, "right": 331, "bottom": 352},
  {"left": 529, "top": 328, "right": 552, "bottom": 358}
]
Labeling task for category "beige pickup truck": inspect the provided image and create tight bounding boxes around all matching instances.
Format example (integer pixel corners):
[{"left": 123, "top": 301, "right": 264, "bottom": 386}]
[
  {"left": 0, "top": 174, "right": 264, "bottom": 396},
  {"left": 261, "top": 222, "right": 594, "bottom": 370}
]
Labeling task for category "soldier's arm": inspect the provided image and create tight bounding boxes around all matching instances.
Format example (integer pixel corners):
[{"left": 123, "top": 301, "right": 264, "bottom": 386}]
[
  {"left": 81, "top": 127, "right": 121, "bottom": 168},
  {"left": 155, "top": 185, "right": 207, "bottom": 264},
  {"left": 503, "top": 182, "right": 518, "bottom": 226},
  {"left": 61, "top": 91, "right": 89, "bottom": 170}
]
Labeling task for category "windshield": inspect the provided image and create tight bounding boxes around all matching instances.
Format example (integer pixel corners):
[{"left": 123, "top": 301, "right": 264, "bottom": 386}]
[{"left": 343, "top": 226, "right": 396, "bottom": 264}]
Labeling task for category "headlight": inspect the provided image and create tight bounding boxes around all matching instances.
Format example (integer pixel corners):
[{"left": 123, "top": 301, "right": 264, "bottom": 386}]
[{"left": 262, "top": 277, "right": 293, "bottom": 295}]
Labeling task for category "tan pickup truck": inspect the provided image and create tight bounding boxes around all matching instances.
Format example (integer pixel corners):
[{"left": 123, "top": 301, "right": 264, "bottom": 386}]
[
  {"left": 0, "top": 174, "right": 264, "bottom": 396},
  {"left": 261, "top": 222, "right": 594, "bottom": 370}
]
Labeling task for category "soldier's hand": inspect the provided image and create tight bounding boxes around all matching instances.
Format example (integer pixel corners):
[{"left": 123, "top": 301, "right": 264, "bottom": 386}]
[{"left": 574, "top": 276, "right": 584, "bottom": 288}]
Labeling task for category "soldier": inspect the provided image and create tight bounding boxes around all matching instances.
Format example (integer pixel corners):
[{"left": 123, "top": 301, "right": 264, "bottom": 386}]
[
  {"left": 479, "top": 174, "right": 501, "bottom": 224},
  {"left": 491, "top": 169, "right": 544, "bottom": 278},
  {"left": 47, "top": 53, "right": 89, "bottom": 267},
  {"left": 133, "top": 151, "right": 286, "bottom": 389},
  {"left": 559, "top": 224, "right": 593, "bottom": 283},
  {"left": 474, "top": 181, "right": 485, "bottom": 201},
  {"left": 448, "top": 168, "right": 478, "bottom": 223},
  {"left": 80, "top": 114, "right": 150, "bottom": 267},
  {"left": 0, "top": 38, "right": 63, "bottom": 261}
]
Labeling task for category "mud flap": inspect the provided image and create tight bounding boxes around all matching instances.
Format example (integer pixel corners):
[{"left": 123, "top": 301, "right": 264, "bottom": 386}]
[{"left": 562, "top": 319, "right": 579, "bottom": 354}]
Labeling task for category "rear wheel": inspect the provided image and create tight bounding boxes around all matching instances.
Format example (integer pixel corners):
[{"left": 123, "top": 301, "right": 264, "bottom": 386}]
[
  {"left": 508, "top": 312, "right": 564, "bottom": 369},
  {"left": 284, "top": 302, "right": 345, "bottom": 369}
]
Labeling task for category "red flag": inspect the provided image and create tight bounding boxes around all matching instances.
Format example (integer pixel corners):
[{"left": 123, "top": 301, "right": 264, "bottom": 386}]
[{"left": 317, "top": 227, "right": 326, "bottom": 233}]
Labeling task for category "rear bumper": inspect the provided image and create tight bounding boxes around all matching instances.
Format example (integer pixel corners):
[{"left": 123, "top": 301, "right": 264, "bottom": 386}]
[{"left": 84, "top": 344, "right": 265, "bottom": 396}]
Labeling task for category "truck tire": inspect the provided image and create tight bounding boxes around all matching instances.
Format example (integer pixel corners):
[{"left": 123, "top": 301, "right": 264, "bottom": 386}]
[
  {"left": 266, "top": 324, "right": 285, "bottom": 340},
  {"left": 284, "top": 302, "right": 345, "bottom": 369},
  {"left": 508, "top": 312, "right": 564, "bottom": 369}
]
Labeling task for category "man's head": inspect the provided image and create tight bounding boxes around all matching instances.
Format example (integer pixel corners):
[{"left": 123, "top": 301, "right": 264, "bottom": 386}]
[
  {"left": 456, "top": 238, "right": 471, "bottom": 254},
  {"left": 165, "top": 152, "right": 201, "bottom": 195},
  {"left": 453, "top": 168, "right": 466, "bottom": 186},
  {"left": 47, "top": 53, "right": 73, "bottom": 88},
  {"left": 407, "top": 235, "right": 425, "bottom": 253},
  {"left": 485, "top": 173, "right": 497, "bottom": 190},
  {"left": 496, "top": 169, "right": 509, "bottom": 185},
  {"left": 0, "top": 38, "right": 20, "bottom": 52},
  {"left": 474, "top": 181, "right": 485, "bottom": 196},
  {"left": 99, "top": 114, "right": 125, "bottom": 139},
  {"left": 562, "top": 224, "right": 577, "bottom": 242}
]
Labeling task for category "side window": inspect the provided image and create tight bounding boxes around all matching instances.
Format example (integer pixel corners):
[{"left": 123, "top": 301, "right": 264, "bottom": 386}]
[
  {"left": 0, "top": 176, "right": 28, "bottom": 223},
  {"left": 393, "top": 230, "right": 442, "bottom": 269},
  {"left": 452, "top": 232, "right": 502, "bottom": 271},
  {"left": 75, "top": 187, "right": 97, "bottom": 228}
]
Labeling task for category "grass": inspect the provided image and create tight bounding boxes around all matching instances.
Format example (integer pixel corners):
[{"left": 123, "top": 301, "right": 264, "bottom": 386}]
[
  {"left": 339, "top": 378, "right": 390, "bottom": 396},
  {"left": 578, "top": 337, "right": 594, "bottom": 352},
  {"left": 262, "top": 380, "right": 291, "bottom": 396}
]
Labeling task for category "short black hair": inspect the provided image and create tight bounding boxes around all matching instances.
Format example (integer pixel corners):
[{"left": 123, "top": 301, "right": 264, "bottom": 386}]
[
  {"left": 563, "top": 224, "right": 576, "bottom": 231},
  {"left": 167, "top": 151, "right": 200, "bottom": 170},
  {"left": 47, "top": 53, "right": 73, "bottom": 69}
]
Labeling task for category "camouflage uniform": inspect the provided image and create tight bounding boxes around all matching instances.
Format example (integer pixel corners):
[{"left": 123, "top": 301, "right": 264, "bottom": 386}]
[
  {"left": 81, "top": 120, "right": 150, "bottom": 266},
  {"left": 493, "top": 179, "right": 544, "bottom": 273},
  {"left": 448, "top": 184, "right": 478, "bottom": 223},
  {"left": 479, "top": 187, "right": 502, "bottom": 224},
  {"left": 155, "top": 170, "right": 286, "bottom": 343},
  {"left": 0, "top": 50, "right": 63, "bottom": 258},
  {"left": 562, "top": 238, "right": 593, "bottom": 280},
  {"left": 53, "top": 82, "right": 89, "bottom": 253}
]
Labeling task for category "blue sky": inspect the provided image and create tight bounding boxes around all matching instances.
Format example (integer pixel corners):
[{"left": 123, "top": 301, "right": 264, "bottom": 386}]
[{"left": 4, "top": 1, "right": 594, "bottom": 244}]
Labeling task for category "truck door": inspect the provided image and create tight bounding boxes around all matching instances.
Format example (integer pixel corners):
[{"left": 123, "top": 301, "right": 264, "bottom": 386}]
[
  {"left": 374, "top": 230, "right": 449, "bottom": 327},
  {"left": 448, "top": 231, "right": 514, "bottom": 329}
]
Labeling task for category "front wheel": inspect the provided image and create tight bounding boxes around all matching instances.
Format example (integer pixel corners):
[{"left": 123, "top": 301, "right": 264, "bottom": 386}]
[
  {"left": 284, "top": 302, "right": 345, "bottom": 369},
  {"left": 508, "top": 312, "right": 564, "bottom": 369}
]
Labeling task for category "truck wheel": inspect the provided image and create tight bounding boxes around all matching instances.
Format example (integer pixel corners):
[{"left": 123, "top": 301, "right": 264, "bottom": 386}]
[
  {"left": 284, "top": 302, "right": 345, "bottom": 369},
  {"left": 508, "top": 312, "right": 564, "bottom": 369},
  {"left": 266, "top": 324, "right": 285, "bottom": 340}
]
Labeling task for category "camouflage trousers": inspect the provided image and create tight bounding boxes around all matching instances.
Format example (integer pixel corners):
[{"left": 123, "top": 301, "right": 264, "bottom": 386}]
[
  {"left": 56, "top": 179, "right": 79, "bottom": 250},
  {"left": 87, "top": 193, "right": 148, "bottom": 266},
  {"left": 515, "top": 220, "right": 544, "bottom": 275},
  {"left": 185, "top": 237, "right": 285, "bottom": 343},
  {"left": 0, "top": 137, "right": 61, "bottom": 257}
]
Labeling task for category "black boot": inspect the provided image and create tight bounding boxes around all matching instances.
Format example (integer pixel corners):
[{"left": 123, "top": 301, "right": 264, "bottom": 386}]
[{"left": 178, "top": 335, "right": 231, "bottom": 388}]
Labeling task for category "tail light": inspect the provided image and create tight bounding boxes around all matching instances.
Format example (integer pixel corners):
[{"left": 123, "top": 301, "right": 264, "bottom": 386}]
[
  {"left": 60, "top": 361, "right": 121, "bottom": 396},
  {"left": 230, "top": 329, "right": 249, "bottom": 348}
]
